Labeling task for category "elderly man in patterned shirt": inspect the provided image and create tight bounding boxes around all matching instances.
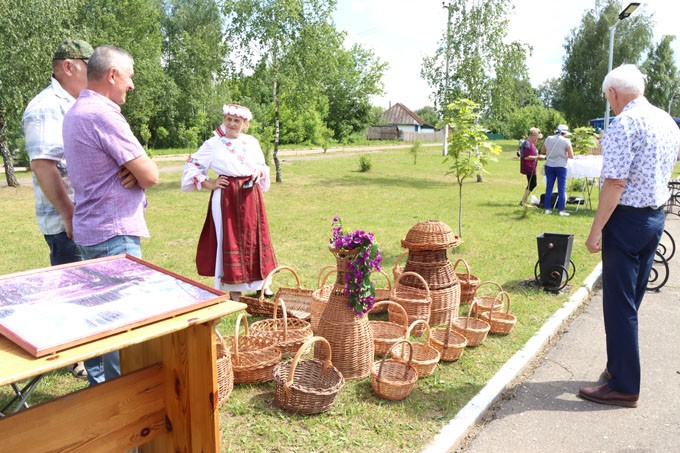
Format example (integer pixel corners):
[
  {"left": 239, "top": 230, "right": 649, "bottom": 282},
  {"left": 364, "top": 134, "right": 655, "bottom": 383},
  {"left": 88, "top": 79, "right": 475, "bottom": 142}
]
[{"left": 580, "top": 64, "right": 680, "bottom": 408}]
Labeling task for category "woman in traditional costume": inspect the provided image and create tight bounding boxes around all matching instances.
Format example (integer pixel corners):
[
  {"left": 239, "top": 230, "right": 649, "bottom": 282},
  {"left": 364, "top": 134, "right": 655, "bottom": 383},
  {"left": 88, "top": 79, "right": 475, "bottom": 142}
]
[{"left": 181, "top": 104, "right": 277, "bottom": 301}]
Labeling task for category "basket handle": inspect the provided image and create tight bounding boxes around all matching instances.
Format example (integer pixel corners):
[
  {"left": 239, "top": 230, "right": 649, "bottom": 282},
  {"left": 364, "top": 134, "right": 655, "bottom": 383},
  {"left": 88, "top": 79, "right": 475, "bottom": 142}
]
[
  {"left": 379, "top": 340, "right": 415, "bottom": 381},
  {"left": 490, "top": 291, "right": 511, "bottom": 316},
  {"left": 261, "top": 266, "right": 303, "bottom": 303},
  {"left": 394, "top": 271, "right": 431, "bottom": 300},
  {"left": 316, "top": 265, "right": 337, "bottom": 289},
  {"left": 393, "top": 251, "right": 408, "bottom": 273},
  {"left": 232, "top": 313, "right": 250, "bottom": 365},
  {"left": 272, "top": 298, "right": 290, "bottom": 341},
  {"left": 215, "top": 327, "right": 228, "bottom": 356},
  {"left": 406, "top": 319, "right": 433, "bottom": 345},
  {"left": 467, "top": 301, "right": 481, "bottom": 321},
  {"left": 371, "top": 300, "right": 408, "bottom": 329},
  {"left": 453, "top": 258, "right": 471, "bottom": 280},
  {"left": 284, "top": 336, "right": 333, "bottom": 393},
  {"left": 472, "top": 281, "right": 503, "bottom": 299},
  {"left": 371, "top": 269, "right": 392, "bottom": 291}
]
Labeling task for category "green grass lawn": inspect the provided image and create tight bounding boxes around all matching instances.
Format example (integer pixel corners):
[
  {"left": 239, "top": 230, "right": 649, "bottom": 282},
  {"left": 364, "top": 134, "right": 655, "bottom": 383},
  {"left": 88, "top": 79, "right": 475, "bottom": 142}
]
[{"left": 1, "top": 141, "right": 614, "bottom": 451}]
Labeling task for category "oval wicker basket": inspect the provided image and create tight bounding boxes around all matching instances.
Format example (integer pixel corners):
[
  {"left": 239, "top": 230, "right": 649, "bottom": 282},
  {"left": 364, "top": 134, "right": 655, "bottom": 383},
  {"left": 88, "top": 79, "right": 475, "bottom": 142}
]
[
  {"left": 225, "top": 314, "right": 282, "bottom": 384},
  {"left": 369, "top": 300, "right": 409, "bottom": 357},
  {"left": 250, "top": 299, "right": 313, "bottom": 356},
  {"left": 430, "top": 320, "right": 467, "bottom": 362},
  {"left": 470, "top": 281, "right": 505, "bottom": 317},
  {"left": 240, "top": 266, "right": 314, "bottom": 320},
  {"left": 273, "top": 336, "right": 345, "bottom": 415},
  {"left": 391, "top": 319, "right": 440, "bottom": 377},
  {"left": 479, "top": 291, "right": 516, "bottom": 335},
  {"left": 400, "top": 220, "right": 461, "bottom": 251},
  {"left": 452, "top": 301, "right": 491, "bottom": 347},
  {"left": 310, "top": 265, "right": 336, "bottom": 332},
  {"left": 388, "top": 271, "right": 431, "bottom": 335},
  {"left": 453, "top": 258, "right": 481, "bottom": 305},
  {"left": 371, "top": 340, "right": 419, "bottom": 401},
  {"left": 215, "top": 329, "right": 234, "bottom": 404}
]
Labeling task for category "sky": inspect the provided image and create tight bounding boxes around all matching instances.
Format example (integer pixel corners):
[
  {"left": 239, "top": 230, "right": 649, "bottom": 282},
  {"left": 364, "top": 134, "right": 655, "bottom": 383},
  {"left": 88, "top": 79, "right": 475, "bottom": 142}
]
[{"left": 333, "top": 0, "right": 680, "bottom": 110}]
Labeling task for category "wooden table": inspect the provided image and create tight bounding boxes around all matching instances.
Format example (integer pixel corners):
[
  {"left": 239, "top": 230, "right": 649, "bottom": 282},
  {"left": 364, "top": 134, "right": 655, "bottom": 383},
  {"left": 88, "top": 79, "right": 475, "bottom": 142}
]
[{"left": 0, "top": 300, "right": 244, "bottom": 452}]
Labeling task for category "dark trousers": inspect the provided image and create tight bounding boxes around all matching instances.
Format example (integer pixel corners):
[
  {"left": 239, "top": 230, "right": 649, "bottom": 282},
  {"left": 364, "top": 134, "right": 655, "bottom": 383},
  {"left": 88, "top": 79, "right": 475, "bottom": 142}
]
[
  {"left": 525, "top": 173, "right": 537, "bottom": 192},
  {"left": 44, "top": 232, "right": 82, "bottom": 266},
  {"left": 601, "top": 206, "right": 664, "bottom": 394}
]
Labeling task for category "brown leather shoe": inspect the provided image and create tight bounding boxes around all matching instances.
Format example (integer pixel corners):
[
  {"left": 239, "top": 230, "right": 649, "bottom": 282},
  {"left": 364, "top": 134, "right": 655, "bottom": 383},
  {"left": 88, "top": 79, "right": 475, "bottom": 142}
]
[{"left": 578, "top": 384, "right": 638, "bottom": 408}]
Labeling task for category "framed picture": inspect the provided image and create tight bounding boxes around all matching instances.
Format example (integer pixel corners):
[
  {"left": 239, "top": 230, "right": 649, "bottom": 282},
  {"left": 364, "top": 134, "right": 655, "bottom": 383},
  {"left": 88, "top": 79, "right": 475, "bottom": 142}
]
[{"left": 0, "top": 255, "right": 229, "bottom": 357}]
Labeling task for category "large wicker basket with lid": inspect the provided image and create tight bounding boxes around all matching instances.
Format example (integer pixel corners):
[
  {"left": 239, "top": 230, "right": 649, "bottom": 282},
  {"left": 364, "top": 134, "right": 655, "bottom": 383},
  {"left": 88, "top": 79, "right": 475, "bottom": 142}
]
[{"left": 400, "top": 220, "right": 461, "bottom": 251}]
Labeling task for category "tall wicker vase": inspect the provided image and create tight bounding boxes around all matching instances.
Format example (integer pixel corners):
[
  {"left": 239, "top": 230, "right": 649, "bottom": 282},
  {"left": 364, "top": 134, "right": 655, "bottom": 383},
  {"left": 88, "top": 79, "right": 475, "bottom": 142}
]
[{"left": 314, "top": 246, "right": 374, "bottom": 380}]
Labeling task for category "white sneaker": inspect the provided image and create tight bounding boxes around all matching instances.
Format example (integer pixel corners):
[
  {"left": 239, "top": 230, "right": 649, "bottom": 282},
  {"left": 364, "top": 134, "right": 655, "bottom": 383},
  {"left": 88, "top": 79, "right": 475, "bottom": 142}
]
[
  {"left": 544, "top": 209, "right": 552, "bottom": 215},
  {"left": 559, "top": 211, "right": 570, "bottom": 217}
]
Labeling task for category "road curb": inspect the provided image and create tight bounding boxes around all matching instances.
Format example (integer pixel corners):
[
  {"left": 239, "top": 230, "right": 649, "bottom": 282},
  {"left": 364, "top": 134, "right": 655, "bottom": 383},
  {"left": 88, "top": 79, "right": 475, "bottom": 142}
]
[{"left": 423, "top": 262, "right": 602, "bottom": 453}]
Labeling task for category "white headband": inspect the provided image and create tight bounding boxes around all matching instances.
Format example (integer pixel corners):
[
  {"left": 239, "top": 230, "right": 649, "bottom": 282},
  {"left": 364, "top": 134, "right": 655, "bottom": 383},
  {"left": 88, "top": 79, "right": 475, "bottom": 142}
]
[{"left": 223, "top": 104, "right": 252, "bottom": 121}]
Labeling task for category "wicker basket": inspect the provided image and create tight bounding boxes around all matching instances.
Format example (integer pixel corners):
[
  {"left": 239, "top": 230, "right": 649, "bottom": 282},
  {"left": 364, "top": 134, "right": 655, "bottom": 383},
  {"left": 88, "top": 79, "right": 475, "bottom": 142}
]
[
  {"left": 400, "top": 220, "right": 461, "bottom": 251},
  {"left": 215, "top": 329, "right": 234, "bottom": 404},
  {"left": 470, "top": 281, "right": 505, "bottom": 317},
  {"left": 389, "top": 271, "right": 431, "bottom": 335},
  {"left": 369, "top": 301, "right": 409, "bottom": 357},
  {"left": 240, "top": 266, "right": 314, "bottom": 320},
  {"left": 370, "top": 340, "right": 419, "bottom": 401},
  {"left": 250, "top": 299, "right": 313, "bottom": 356},
  {"left": 391, "top": 320, "right": 440, "bottom": 377},
  {"left": 452, "top": 302, "right": 491, "bottom": 347},
  {"left": 479, "top": 291, "right": 516, "bottom": 335},
  {"left": 430, "top": 317, "right": 467, "bottom": 362},
  {"left": 453, "top": 258, "right": 481, "bottom": 305},
  {"left": 225, "top": 313, "right": 282, "bottom": 384},
  {"left": 273, "top": 336, "right": 345, "bottom": 415},
  {"left": 402, "top": 258, "right": 458, "bottom": 291},
  {"left": 310, "top": 265, "right": 336, "bottom": 332}
]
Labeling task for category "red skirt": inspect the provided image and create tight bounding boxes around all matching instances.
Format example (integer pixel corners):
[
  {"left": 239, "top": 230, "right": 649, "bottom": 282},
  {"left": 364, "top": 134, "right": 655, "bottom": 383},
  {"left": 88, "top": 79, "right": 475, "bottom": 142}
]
[{"left": 195, "top": 176, "right": 277, "bottom": 285}]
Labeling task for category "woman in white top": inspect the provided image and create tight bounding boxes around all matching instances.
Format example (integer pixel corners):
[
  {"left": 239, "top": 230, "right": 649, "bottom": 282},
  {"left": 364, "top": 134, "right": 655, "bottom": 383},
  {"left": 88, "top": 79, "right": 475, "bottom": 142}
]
[
  {"left": 181, "top": 104, "right": 277, "bottom": 301},
  {"left": 541, "top": 124, "right": 575, "bottom": 216}
]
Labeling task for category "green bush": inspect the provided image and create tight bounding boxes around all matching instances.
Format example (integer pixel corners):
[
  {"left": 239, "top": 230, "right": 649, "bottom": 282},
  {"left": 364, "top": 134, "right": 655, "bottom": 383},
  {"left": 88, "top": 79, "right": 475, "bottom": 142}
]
[{"left": 358, "top": 154, "right": 372, "bottom": 172}]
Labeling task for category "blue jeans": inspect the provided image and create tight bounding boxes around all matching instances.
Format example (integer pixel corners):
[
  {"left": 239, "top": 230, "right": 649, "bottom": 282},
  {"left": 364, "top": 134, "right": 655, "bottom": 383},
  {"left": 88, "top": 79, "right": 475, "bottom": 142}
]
[
  {"left": 543, "top": 165, "right": 568, "bottom": 211},
  {"left": 44, "top": 232, "right": 82, "bottom": 266},
  {"left": 602, "top": 206, "right": 664, "bottom": 394},
  {"left": 78, "top": 235, "right": 141, "bottom": 385}
]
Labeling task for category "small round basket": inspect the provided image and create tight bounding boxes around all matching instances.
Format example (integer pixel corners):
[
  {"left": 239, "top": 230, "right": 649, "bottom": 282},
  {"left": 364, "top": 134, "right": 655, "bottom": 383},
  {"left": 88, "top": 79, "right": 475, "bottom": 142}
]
[
  {"left": 215, "top": 329, "right": 234, "bottom": 404},
  {"left": 479, "top": 291, "right": 516, "bottom": 335},
  {"left": 310, "top": 265, "right": 336, "bottom": 332},
  {"left": 470, "top": 281, "right": 505, "bottom": 317},
  {"left": 453, "top": 258, "right": 481, "bottom": 305},
  {"left": 452, "top": 301, "right": 491, "bottom": 347},
  {"left": 369, "top": 300, "right": 409, "bottom": 357},
  {"left": 273, "top": 336, "right": 345, "bottom": 415},
  {"left": 370, "top": 340, "right": 419, "bottom": 401},
  {"left": 430, "top": 315, "right": 467, "bottom": 362},
  {"left": 391, "top": 320, "right": 440, "bottom": 378},
  {"left": 388, "top": 271, "right": 431, "bottom": 336},
  {"left": 250, "top": 299, "right": 313, "bottom": 356},
  {"left": 400, "top": 220, "right": 461, "bottom": 251},
  {"left": 225, "top": 314, "right": 282, "bottom": 385}
]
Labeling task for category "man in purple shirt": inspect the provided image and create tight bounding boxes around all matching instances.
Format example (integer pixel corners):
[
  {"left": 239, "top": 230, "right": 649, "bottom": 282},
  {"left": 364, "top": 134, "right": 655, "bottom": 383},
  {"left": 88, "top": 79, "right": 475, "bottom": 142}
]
[{"left": 63, "top": 44, "right": 159, "bottom": 385}]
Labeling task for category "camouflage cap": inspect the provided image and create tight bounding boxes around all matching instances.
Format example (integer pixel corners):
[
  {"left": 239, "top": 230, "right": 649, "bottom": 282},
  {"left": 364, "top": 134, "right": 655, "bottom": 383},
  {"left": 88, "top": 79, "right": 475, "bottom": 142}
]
[{"left": 52, "top": 38, "right": 94, "bottom": 61}]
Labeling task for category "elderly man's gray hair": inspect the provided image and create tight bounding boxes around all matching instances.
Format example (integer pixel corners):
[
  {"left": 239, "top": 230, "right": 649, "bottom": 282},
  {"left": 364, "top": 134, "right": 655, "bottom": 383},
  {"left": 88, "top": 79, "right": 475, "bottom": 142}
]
[{"left": 602, "top": 64, "right": 646, "bottom": 96}]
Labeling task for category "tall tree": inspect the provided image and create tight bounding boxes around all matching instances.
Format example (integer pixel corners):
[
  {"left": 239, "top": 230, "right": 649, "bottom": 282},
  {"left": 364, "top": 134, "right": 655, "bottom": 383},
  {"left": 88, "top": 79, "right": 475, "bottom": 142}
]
[
  {"left": 421, "top": 0, "right": 526, "bottom": 120},
  {"left": 0, "top": 0, "right": 86, "bottom": 186},
  {"left": 559, "top": 0, "right": 652, "bottom": 126},
  {"left": 642, "top": 35, "right": 679, "bottom": 113},
  {"left": 537, "top": 78, "right": 562, "bottom": 110},
  {"left": 163, "top": 0, "right": 228, "bottom": 145},
  {"left": 222, "top": 0, "right": 338, "bottom": 183}
]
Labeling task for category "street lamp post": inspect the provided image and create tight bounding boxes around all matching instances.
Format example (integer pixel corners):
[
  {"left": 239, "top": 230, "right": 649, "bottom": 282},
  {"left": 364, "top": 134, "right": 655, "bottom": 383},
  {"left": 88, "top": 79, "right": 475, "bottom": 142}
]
[
  {"left": 604, "top": 2, "right": 640, "bottom": 131},
  {"left": 442, "top": 2, "right": 453, "bottom": 156}
]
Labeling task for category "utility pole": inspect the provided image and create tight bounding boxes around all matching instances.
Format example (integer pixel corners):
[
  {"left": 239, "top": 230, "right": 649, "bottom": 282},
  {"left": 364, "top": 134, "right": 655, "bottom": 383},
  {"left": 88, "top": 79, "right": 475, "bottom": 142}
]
[{"left": 442, "top": 2, "right": 453, "bottom": 156}]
